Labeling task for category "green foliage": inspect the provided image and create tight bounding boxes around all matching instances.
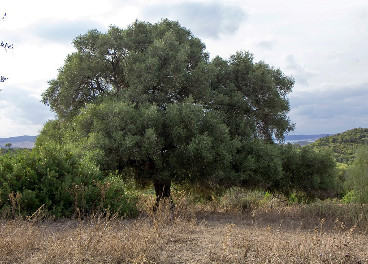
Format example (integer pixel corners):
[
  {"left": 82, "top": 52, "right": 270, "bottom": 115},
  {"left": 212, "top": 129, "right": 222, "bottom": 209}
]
[
  {"left": 342, "top": 190, "right": 357, "bottom": 204},
  {"left": 0, "top": 145, "right": 138, "bottom": 218},
  {"left": 234, "top": 143, "right": 337, "bottom": 199},
  {"left": 42, "top": 20, "right": 210, "bottom": 120},
  {"left": 209, "top": 52, "right": 294, "bottom": 142},
  {"left": 0, "top": 147, "right": 21, "bottom": 156},
  {"left": 282, "top": 146, "right": 337, "bottom": 198},
  {"left": 234, "top": 140, "right": 283, "bottom": 190},
  {"left": 42, "top": 19, "right": 294, "bottom": 142},
  {"left": 48, "top": 97, "right": 239, "bottom": 189},
  {"left": 311, "top": 128, "right": 368, "bottom": 164},
  {"left": 228, "top": 52, "right": 294, "bottom": 142},
  {"left": 97, "top": 175, "right": 139, "bottom": 217},
  {"left": 336, "top": 162, "right": 348, "bottom": 194},
  {"left": 310, "top": 128, "right": 368, "bottom": 201},
  {"left": 37, "top": 18, "right": 336, "bottom": 200},
  {"left": 344, "top": 146, "right": 368, "bottom": 203}
]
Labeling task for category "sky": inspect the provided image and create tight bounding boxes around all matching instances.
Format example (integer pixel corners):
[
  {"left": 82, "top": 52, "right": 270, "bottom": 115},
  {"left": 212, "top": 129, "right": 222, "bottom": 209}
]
[{"left": 0, "top": 0, "right": 368, "bottom": 138}]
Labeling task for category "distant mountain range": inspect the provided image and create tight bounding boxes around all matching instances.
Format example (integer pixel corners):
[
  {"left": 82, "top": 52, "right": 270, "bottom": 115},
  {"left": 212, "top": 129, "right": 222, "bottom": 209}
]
[
  {"left": 0, "top": 136, "right": 37, "bottom": 149},
  {"left": 284, "top": 134, "right": 333, "bottom": 144},
  {"left": 0, "top": 134, "right": 332, "bottom": 149}
]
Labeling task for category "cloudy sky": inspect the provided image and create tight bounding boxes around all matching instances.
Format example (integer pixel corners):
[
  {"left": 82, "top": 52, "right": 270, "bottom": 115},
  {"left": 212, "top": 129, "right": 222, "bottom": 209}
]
[{"left": 0, "top": 0, "right": 367, "bottom": 138}]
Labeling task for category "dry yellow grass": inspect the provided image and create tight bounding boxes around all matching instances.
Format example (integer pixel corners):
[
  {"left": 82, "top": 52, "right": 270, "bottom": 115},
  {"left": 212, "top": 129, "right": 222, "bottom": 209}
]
[{"left": 1, "top": 195, "right": 368, "bottom": 263}]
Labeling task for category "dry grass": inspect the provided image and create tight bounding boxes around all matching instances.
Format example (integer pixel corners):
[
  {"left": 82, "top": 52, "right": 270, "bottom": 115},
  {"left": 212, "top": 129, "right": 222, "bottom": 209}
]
[{"left": 1, "top": 193, "right": 368, "bottom": 263}]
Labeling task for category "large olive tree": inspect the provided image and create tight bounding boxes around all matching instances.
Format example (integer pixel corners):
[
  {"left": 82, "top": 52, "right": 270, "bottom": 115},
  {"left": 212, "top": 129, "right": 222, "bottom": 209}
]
[{"left": 41, "top": 19, "right": 296, "bottom": 201}]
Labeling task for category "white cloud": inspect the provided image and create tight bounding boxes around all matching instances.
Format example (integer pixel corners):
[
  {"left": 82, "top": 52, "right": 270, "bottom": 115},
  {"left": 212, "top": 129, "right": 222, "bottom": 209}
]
[
  {"left": 284, "top": 55, "right": 316, "bottom": 86},
  {"left": 141, "top": 1, "right": 247, "bottom": 39}
]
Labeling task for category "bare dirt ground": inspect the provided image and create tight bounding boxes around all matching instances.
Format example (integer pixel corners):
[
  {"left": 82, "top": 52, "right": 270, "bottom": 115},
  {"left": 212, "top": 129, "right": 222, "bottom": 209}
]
[{"left": 1, "top": 205, "right": 368, "bottom": 263}]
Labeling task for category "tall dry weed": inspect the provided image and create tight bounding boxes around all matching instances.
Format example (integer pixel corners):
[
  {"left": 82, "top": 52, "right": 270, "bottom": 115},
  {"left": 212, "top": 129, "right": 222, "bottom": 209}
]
[{"left": 1, "top": 193, "right": 368, "bottom": 263}]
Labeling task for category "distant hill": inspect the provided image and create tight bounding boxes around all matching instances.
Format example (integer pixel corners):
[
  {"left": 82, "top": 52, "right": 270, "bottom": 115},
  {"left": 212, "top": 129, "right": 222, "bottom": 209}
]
[
  {"left": 310, "top": 128, "right": 368, "bottom": 164},
  {"left": 0, "top": 136, "right": 37, "bottom": 149},
  {"left": 284, "top": 134, "right": 332, "bottom": 145}
]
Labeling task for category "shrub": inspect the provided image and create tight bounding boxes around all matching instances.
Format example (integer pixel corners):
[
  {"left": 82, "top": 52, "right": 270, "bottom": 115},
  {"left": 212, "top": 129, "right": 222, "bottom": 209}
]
[
  {"left": 344, "top": 146, "right": 368, "bottom": 203},
  {"left": 98, "top": 175, "right": 139, "bottom": 218},
  {"left": 0, "top": 145, "right": 138, "bottom": 218},
  {"left": 278, "top": 145, "right": 337, "bottom": 199}
]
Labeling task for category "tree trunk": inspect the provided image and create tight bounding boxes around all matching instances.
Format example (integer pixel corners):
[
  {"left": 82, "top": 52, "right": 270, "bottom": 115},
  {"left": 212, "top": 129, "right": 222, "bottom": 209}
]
[{"left": 153, "top": 179, "right": 173, "bottom": 210}]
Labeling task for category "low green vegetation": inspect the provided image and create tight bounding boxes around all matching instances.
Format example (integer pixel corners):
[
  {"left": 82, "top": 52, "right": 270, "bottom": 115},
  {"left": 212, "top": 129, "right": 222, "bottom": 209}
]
[
  {"left": 0, "top": 139, "right": 338, "bottom": 218},
  {"left": 309, "top": 128, "right": 368, "bottom": 203},
  {"left": 343, "top": 146, "right": 368, "bottom": 203},
  {"left": 0, "top": 145, "right": 139, "bottom": 218}
]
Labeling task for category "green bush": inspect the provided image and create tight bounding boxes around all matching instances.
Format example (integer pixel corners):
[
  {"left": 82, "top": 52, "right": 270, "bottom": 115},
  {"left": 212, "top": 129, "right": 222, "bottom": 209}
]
[
  {"left": 344, "top": 146, "right": 368, "bottom": 203},
  {"left": 98, "top": 175, "right": 139, "bottom": 218},
  {"left": 342, "top": 190, "right": 357, "bottom": 204},
  {"left": 233, "top": 143, "right": 338, "bottom": 200},
  {"left": 279, "top": 145, "right": 337, "bottom": 199},
  {"left": 0, "top": 145, "right": 138, "bottom": 218}
]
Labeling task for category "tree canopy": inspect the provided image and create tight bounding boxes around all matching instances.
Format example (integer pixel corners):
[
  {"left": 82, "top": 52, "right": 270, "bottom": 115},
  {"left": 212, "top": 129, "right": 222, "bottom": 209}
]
[
  {"left": 40, "top": 19, "right": 335, "bottom": 200},
  {"left": 42, "top": 19, "right": 294, "bottom": 140}
]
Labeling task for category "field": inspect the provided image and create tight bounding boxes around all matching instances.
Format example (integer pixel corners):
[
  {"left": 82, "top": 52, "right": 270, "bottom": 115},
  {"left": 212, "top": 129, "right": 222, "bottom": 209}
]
[{"left": 1, "top": 192, "right": 368, "bottom": 263}]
